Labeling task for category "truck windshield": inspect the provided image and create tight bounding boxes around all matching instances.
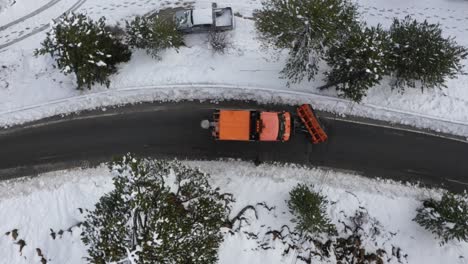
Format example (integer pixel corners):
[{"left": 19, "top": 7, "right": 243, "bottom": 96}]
[{"left": 277, "top": 113, "right": 285, "bottom": 140}]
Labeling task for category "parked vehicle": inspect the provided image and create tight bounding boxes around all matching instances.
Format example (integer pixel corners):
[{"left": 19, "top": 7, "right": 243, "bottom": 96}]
[
  {"left": 201, "top": 104, "right": 328, "bottom": 144},
  {"left": 174, "top": 4, "right": 234, "bottom": 33}
]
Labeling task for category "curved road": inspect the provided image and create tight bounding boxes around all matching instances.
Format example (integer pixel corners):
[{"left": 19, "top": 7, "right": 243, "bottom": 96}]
[{"left": 0, "top": 101, "right": 467, "bottom": 191}]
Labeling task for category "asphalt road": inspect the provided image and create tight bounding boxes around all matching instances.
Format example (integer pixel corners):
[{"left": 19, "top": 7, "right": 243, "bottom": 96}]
[{"left": 0, "top": 101, "right": 467, "bottom": 191}]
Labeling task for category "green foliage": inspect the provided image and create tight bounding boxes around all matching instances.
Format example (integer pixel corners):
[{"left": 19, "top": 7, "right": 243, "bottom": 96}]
[
  {"left": 324, "top": 25, "right": 390, "bottom": 102},
  {"left": 125, "top": 15, "right": 184, "bottom": 59},
  {"left": 387, "top": 16, "right": 468, "bottom": 90},
  {"left": 255, "top": 0, "right": 359, "bottom": 84},
  {"left": 35, "top": 13, "right": 131, "bottom": 90},
  {"left": 288, "top": 184, "right": 336, "bottom": 235},
  {"left": 414, "top": 192, "right": 468, "bottom": 244},
  {"left": 81, "top": 154, "right": 231, "bottom": 264}
]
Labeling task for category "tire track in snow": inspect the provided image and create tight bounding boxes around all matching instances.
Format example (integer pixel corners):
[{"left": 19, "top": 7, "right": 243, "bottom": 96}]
[
  {"left": 0, "top": 0, "right": 62, "bottom": 32},
  {"left": 0, "top": 0, "right": 87, "bottom": 50}
]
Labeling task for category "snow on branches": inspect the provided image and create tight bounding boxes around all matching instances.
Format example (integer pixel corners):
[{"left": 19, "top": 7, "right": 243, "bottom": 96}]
[
  {"left": 81, "top": 154, "right": 232, "bottom": 264},
  {"left": 35, "top": 13, "right": 131, "bottom": 90}
]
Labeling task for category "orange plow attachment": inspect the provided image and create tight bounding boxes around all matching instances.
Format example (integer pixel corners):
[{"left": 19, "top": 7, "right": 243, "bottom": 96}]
[{"left": 296, "top": 104, "right": 328, "bottom": 144}]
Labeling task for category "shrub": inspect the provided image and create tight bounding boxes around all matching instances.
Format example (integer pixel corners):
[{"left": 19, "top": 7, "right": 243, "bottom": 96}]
[
  {"left": 81, "top": 154, "right": 231, "bottom": 264},
  {"left": 208, "top": 31, "right": 230, "bottom": 54},
  {"left": 414, "top": 192, "right": 468, "bottom": 244},
  {"left": 387, "top": 16, "right": 468, "bottom": 90},
  {"left": 288, "top": 184, "right": 336, "bottom": 235},
  {"left": 323, "top": 25, "right": 390, "bottom": 102},
  {"left": 255, "top": 0, "right": 359, "bottom": 84},
  {"left": 125, "top": 15, "right": 184, "bottom": 59},
  {"left": 35, "top": 13, "right": 131, "bottom": 90}
]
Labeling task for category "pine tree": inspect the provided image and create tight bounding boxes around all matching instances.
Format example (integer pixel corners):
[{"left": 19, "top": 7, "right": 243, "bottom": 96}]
[
  {"left": 255, "top": 0, "right": 359, "bottom": 85},
  {"left": 35, "top": 13, "right": 131, "bottom": 90},
  {"left": 81, "top": 154, "right": 231, "bottom": 264},
  {"left": 288, "top": 184, "right": 336, "bottom": 236},
  {"left": 125, "top": 15, "right": 184, "bottom": 59},
  {"left": 387, "top": 16, "right": 468, "bottom": 91},
  {"left": 323, "top": 25, "right": 390, "bottom": 102},
  {"left": 414, "top": 192, "right": 468, "bottom": 244}
]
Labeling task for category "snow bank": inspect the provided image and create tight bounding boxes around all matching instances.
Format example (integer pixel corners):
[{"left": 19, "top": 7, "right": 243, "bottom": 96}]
[{"left": 0, "top": 160, "right": 466, "bottom": 264}]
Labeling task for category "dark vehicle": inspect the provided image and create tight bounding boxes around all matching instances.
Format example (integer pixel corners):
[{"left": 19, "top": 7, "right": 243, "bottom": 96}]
[{"left": 174, "top": 5, "right": 234, "bottom": 33}]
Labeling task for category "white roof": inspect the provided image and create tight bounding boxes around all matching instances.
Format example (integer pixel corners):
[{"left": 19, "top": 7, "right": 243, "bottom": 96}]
[{"left": 192, "top": 9, "right": 213, "bottom": 25}]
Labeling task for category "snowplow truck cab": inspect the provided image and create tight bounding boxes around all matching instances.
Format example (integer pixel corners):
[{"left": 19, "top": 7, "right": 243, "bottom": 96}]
[{"left": 212, "top": 110, "right": 291, "bottom": 142}]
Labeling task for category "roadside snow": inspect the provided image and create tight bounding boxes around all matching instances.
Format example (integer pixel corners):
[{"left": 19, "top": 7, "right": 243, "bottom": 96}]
[
  {"left": 0, "top": 160, "right": 465, "bottom": 264},
  {"left": 0, "top": 0, "right": 468, "bottom": 136}
]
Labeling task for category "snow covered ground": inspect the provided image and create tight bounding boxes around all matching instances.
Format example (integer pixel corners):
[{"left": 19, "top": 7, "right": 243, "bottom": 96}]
[
  {"left": 0, "top": 160, "right": 466, "bottom": 264},
  {"left": 0, "top": 0, "right": 468, "bottom": 136},
  {"left": 0, "top": 0, "right": 11, "bottom": 14}
]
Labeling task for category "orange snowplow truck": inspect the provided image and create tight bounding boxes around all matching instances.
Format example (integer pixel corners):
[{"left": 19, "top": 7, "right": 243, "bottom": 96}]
[
  {"left": 211, "top": 110, "right": 291, "bottom": 141},
  {"left": 202, "top": 104, "right": 327, "bottom": 144}
]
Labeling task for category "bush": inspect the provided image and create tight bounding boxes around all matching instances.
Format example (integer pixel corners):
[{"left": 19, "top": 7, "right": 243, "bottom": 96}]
[
  {"left": 414, "top": 192, "right": 468, "bottom": 244},
  {"left": 35, "top": 13, "right": 131, "bottom": 90},
  {"left": 208, "top": 31, "right": 230, "bottom": 54},
  {"left": 81, "top": 154, "right": 231, "bottom": 264},
  {"left": 387, "top": 16, "right": 468, "bottom": 90},
  {"left": 125, "top": 15, "right": 184, "bottom": 59},
  {"left": 255, "top": 0, "right": 359, "bottom": 84},
  {"left": 288, "top": 184, "right": 336, "bottom": 235},
  {"left": 324, "top": 25, "right": 390, "bottom": 102}
]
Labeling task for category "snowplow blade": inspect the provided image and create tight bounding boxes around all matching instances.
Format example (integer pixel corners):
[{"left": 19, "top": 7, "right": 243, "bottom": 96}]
[{"left": 296, "top": 104, "right": 328, "bottom": 144}]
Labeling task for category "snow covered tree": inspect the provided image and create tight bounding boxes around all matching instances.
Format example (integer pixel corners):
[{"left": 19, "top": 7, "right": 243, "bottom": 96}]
[
  {"left": 288, "top": 184, "right": 336, "bottom": 236},
  {"left": 323, "top": 25, "right": 390, "bottom": 102},
  {"left": 35, "top": 13, "right": 131, "bottom": 90},
  {"left": 255, "top": 0, "right": 359, "bottom": 85},
  {"left": 387, "top": 16, "right": 468, "bottom": 91},
  {"left": 81, "top": 154, "right": 231, "bottom": 264},
  {"left": 414, "top": 192, "right": 468, "bottom": 244},
  {"left": 125, "top": 15, "right": 184, "bottom": 59}
]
